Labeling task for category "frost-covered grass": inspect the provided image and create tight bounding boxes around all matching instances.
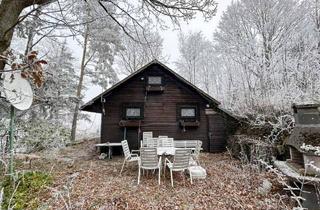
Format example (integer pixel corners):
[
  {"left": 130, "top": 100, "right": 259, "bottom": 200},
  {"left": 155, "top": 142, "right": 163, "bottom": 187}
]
[
  {"left": 1, "top": 171, "right": 52, "bottom": 210},
  {"left": 15, "top": 140, "right": 293, "bottom": 209}
]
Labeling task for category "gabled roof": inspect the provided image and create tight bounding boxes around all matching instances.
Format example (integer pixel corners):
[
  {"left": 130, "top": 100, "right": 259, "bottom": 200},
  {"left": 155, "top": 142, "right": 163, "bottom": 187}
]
[{"left": 81, "top": 60, "right": 221, "bottom": 111}]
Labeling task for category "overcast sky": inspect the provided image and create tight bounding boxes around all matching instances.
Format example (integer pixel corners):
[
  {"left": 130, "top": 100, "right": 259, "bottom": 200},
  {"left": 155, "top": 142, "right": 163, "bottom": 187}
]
[
  {"left": 78, "top": 0, "right": 233, "bottom": 135},
  {"left": 161, "top": 0, "right": 232, "bottom": 65}
]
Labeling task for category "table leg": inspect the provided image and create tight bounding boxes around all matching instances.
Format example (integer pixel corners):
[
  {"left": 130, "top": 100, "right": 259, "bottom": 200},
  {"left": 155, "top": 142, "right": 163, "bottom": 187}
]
[
  {"left": 108, "top": 146, "right": 111, "bottom": 159},
  {"left": 162, "top": 154, "right": 166, "bottom": 177}
]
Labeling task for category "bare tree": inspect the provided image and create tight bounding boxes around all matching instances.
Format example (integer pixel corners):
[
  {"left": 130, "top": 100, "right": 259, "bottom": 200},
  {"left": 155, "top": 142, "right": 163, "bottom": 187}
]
[
  {"left": 0, "top": 0, "right": 55, "bottom": 71},
  {"left": 116, "top": 27, "right": 165, "bottom": 75},
  {"left": 213, "top": 0, "right": 306, "bottom": 113},
  {"left": 1, "top": 0, "right": 217, "bottom": 68},
  {"left": 0, "top": 0, "right": 217, "bottom": 141},
  {"left": 70, "top": 1, "right": 122, "bottom": 141},
  {"left": 175, "top": 31, "right": 211, "bottom": 85}
]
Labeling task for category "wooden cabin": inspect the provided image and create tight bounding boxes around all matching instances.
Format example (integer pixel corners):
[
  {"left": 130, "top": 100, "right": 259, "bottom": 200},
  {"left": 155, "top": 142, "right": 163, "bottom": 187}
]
[{"left": 81, "top": 60, "right": 239, "bottom": 152}]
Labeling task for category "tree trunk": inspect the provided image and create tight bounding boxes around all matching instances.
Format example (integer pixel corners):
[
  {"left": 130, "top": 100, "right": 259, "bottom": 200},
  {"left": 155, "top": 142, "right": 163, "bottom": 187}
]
[
  {"left": 0, "top": 0, "right": 53, "bottom": 71},
  {"left": 24, "top": 6, "right": 42, "bottom": 55},
  {"left": 70, "top": 24, "right": 89, "bottom": 142}
]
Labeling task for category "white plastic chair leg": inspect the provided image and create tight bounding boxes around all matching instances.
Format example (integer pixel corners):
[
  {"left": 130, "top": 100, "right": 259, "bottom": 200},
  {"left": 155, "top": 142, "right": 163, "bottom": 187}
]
[
  {"left": 120, "top": 159, "right": 126, "bottom": 175},
  {"left": 197, "top": 158, "right": 201, "bottom": 166},
  {"left": 158, "top": 168, "right": 161, "bottom": 185},
  {"left": 170, "top": 169, "right": 174, "bottom": 187},
  {"left": 138, "top": 167, "right": 141, "bottom": 184},
  {"left": 182, "top": 170, "right": 185, "bottom": 184},
  {"left": 189, "top": 169, "right": 193, "bottom": 184}
]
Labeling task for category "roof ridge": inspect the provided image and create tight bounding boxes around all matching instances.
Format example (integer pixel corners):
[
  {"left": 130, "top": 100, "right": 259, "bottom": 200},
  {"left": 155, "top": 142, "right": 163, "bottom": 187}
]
[{"left": 80, "top": 60, "right": 221, "bottom": 109}]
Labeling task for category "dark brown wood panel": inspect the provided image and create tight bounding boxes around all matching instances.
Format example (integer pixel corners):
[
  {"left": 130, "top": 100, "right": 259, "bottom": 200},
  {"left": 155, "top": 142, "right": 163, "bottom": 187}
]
[{"left": 94, "top": 63, "right": 237, "bottom": 153}]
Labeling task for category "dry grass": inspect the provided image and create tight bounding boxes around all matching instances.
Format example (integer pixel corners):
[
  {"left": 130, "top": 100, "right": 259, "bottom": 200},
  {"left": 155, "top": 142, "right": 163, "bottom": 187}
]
[{"left": 17, "top": 140, "right": 292, "bottom": 209}]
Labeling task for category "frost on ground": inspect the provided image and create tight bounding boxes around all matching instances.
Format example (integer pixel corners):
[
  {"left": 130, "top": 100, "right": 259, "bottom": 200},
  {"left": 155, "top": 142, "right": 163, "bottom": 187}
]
[{"left": 19, "top": 140, "right": 292, "bottom": 209}]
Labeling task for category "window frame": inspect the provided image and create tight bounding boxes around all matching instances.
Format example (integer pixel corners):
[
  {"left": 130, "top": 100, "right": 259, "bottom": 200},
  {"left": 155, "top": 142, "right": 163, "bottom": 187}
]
[
  {"left": 177, "top": 103, "right": 199, "bottom": 121},
  {"left": 147, "top": 75, "right": 163, "bottom": 86},
  {"left": 123, "top": 103, "right": 144, "bottom": 120},
  {"left": 180, "top": 107, "right": 197, "bottom": 118}
]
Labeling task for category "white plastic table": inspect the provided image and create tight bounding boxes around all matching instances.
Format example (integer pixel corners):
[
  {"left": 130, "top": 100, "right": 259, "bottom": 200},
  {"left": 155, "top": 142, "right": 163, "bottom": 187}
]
[
  {"left": 157, "top": 147, "right": 176, "bottom": 174},
  {"left": 157, "top": 147, "right": 176, "bottom": 156},
  {"left": 95, "top": 142, "right": 122, "bottom": 159}
]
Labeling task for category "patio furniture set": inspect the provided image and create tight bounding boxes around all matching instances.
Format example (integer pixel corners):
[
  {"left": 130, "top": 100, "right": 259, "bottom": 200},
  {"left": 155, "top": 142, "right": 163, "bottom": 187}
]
[{"left": 119, "top": 132, "right": 207, "bottom": 187}]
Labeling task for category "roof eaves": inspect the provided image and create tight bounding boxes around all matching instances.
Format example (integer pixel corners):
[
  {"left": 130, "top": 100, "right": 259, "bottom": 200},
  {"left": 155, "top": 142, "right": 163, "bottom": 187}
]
[
  {"left": 80, "top": 59, "right": 221, "bottom": 110},
  {"left": 80, "top": 61, "right": 157, "bottom": 110},
  {"left": 153, "top": 60, "right": 221, "bottom": 105}
]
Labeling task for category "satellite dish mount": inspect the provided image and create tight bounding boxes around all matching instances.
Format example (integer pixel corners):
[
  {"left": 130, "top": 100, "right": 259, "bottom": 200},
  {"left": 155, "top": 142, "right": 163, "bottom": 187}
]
[{"left": 1, "top": 72, "right": 34, "bottom": 176}]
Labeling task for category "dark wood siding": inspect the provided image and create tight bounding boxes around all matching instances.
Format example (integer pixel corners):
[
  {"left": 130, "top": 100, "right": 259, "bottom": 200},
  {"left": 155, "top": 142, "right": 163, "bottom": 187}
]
[
  {"left": 289, "top": 146, "right": 304, "bottom": 166},
  {"left": 96, "top": 63, "right": 237, "bottom": 152},
  {"left": 100, "top": 65, "right": 209, "bottom": 150},
  {"left": 207, "top": 113, "right": 226, "bottom": 152}
]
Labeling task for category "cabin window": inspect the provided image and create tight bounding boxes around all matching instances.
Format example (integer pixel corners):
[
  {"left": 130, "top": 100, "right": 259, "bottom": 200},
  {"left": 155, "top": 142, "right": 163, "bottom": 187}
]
[
  {"left": 123, "top": 103, "right": 144, "bottom": 120},
  {"left": 126, "top": 108, "right": 141, "bottom": 118},
  {"left": 181, "top": 108, "right": 196, "bottom": 118},
  {"left": 177, "top": 104, "right": 199, "bottom": 121},
  {"left": 148, "top": 76, "right": 162, "bottom": 85}
]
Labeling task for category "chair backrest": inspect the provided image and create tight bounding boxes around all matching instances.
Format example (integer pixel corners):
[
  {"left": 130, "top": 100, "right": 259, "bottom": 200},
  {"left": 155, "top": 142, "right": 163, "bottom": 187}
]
[
  {"left": 161, "top": 137, "right": 174, "bottom": 147},
  {"left": 141, "top": 140, "right": 147, "bottom": 147},
  {"left": 174, "top": 140, "right": 186, "bottom": 148},
  {"left": 193, "top": 141, "right": 202, "bottom": 158},
  {"left": 185, "top": 140, "right": 199, "bottom": 148},
  {"left": 174, "top": 140, "right": 203, "bottom": 149},
  {"left": 140, "top": 147, "right": 158, "bottom": 168},
  {"left": 146, "top": 137, "right": 158, "bottom": 147},
  {"left": 143, "top": 132, "right": 153, "bottom": 140},
  {"left": 157, "top": 136, "right": 167, "bottom": 147},
  {"left": 173, "top": 149, "right": 191, "bottom": 170},
  {"left": 121, "top": 140, "right": 131, "bottom": 159},
  {"left": 158, "top": 135, "right": 168, "bottom": 138}
]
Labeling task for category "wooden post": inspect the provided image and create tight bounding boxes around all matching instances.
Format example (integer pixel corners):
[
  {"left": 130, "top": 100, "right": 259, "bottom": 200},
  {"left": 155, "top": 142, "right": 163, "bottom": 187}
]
[{"left": 9, "top": 105, "right": 15, "bottom": 177}]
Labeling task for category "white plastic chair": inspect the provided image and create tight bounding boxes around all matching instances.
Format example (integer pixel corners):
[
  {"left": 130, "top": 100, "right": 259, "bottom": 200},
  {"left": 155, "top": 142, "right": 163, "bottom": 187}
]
[
  {"left": 157, "top": 136, "right": 168, "bottom": 147},
  {"left": 190, "top": 141, "right": 202, "bottom": 166},
  {"left": 138, "top": 147, "right": 162, "bottom": 185},
  {"left": 161, "top": 137, "right": 174, "bottom": 147},
  {"left": 165, "top": 149, "right": 192, "bottom": 187},
  {"left": 141, "top": 132, "right": 153, "bottom": 147},
  {"left": 158, "top": 135, "right": 168, "bottom": 138},
  {"left": 143, "top": 132, "right": 153, "bottom": 140},
  {"left": 146, "top": 137, "right": 158, "bottom": 147},
  {"left": 120, "top": 140, "right": 140, "bottom": 175}
]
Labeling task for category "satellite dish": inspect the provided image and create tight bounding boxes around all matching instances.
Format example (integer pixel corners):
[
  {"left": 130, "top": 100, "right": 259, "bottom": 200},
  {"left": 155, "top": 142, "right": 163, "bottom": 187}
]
[{"left": 3, "top": 72, "right": 33, "bottom": 110}]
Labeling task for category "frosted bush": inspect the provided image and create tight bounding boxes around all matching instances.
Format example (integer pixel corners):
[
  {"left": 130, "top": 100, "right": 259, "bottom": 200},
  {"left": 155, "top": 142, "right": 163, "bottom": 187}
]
[
  {"left": 301, "top": 143, "right": 320, "bottom": 156},
  {"left": 17, "top": 119, "right": 70, "bottom": 153}
]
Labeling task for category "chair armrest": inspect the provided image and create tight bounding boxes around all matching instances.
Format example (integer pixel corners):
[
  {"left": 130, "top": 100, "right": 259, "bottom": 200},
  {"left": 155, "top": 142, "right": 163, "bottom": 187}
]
[
  {"left": 131, "top": 149, "right": 140, "bottom": 154},
  {"left": 130, "top": 153, "right": 139, "bottom": 157}
]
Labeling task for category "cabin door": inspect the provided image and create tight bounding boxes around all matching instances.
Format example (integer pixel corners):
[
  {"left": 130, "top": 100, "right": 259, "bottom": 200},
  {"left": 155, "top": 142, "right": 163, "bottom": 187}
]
[
  {"left": 124, "top": 127, "right": 140, "bottom": 150},
  {"left": 206, "top": 109, "right": 227, "bottom": 153}
]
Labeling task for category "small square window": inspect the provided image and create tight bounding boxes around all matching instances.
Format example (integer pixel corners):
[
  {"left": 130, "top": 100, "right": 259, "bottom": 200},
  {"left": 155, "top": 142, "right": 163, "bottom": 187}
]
[
  {"left": 181, "top": 108, "right": 196, "bottom": 118},
  {"left": 123, "top": 103, "right": 144, "bottom": 120},
  {"left": 126, "top": 108, "right": 141, "bottom": 118},
  {"left": 148, "top": 76, "right": 162, "bottom": 85}
]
